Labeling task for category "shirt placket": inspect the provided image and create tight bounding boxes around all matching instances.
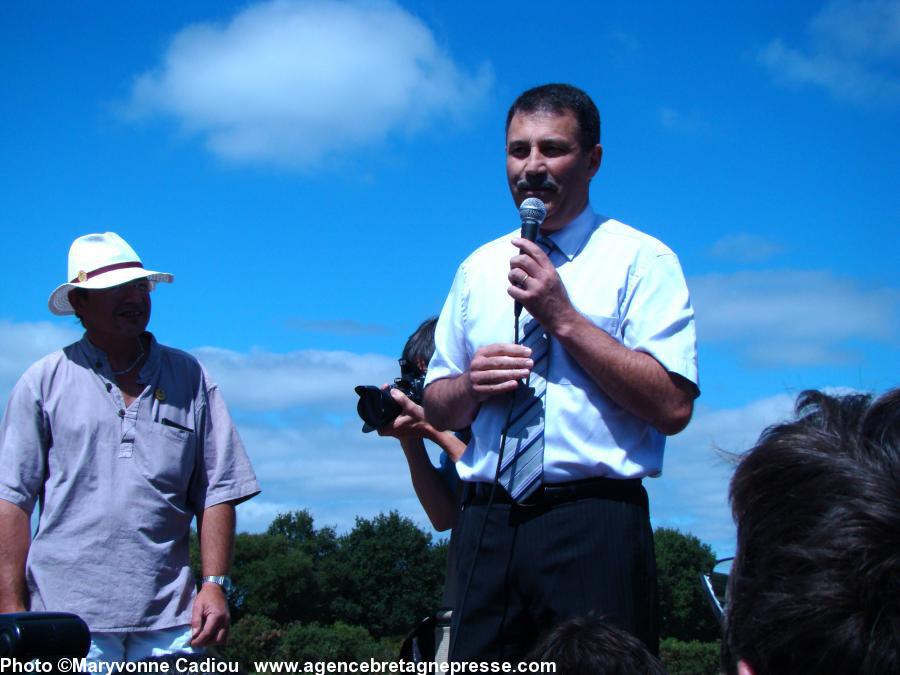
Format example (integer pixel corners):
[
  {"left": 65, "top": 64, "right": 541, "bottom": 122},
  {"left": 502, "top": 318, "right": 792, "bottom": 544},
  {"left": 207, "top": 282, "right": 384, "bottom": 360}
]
[
  {"left": 119, "top": 399, "right": 141, "bottom": 459},
  {"left": 98, "top": 371, "right": 142, "bottom": 460}
]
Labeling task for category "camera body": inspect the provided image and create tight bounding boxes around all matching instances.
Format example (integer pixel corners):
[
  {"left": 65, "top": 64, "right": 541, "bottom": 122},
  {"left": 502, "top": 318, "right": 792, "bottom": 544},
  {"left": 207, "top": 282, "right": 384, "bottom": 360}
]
[{"left": 355, "top": 359, "right": 425, "bottom": 431}]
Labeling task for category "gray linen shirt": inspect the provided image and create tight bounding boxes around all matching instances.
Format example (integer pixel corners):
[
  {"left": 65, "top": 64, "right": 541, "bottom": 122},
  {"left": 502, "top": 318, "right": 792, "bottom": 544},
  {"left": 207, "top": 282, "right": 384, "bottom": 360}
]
[{"left": 0, "top": 333, "right": 260, "bottom": 632}]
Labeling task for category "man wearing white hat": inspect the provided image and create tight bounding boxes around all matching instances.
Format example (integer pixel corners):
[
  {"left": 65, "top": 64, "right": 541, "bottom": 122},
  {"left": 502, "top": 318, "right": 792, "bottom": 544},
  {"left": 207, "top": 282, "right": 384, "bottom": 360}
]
[{"left": 0, "top": 232, "right": 260, "bottom": 660}]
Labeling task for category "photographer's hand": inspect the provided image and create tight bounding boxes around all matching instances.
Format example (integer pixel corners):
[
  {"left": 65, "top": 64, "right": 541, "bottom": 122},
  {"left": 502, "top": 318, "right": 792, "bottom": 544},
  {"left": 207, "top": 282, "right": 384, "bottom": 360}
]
[{"left": 377, "top": 388, "right": 434, "bottom": 440}]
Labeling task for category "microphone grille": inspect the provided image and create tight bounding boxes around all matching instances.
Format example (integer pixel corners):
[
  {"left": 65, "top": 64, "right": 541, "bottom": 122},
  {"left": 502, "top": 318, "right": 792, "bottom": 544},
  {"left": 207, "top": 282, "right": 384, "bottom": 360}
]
[{"left": 519, "top": 198, "right": 546, "bottom": 224}]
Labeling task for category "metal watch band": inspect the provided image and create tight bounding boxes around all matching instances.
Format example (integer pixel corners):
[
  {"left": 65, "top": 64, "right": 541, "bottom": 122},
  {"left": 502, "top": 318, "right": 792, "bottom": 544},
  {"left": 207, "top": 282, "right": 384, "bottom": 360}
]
[{"left": 201, "top": 575, "right": 232, "bottom": 591}]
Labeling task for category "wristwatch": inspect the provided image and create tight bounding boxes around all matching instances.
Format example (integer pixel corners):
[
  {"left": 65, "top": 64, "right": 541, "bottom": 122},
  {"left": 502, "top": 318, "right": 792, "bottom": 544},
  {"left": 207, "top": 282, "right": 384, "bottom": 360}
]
[{"left": 201, "top": 575, "right": 233, "bottom": 593}]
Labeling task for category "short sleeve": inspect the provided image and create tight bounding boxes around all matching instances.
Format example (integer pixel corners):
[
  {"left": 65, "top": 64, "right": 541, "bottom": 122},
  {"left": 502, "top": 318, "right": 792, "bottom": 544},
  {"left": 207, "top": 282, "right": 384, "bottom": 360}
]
[
  {"left": 621, "top": 252, "right": 699, "bottom": 389},
  {"left": 0, "top": 375, "right": 50, "bottom": 514},
  {"left": 425, "top": 262, "right": 470, "bottom": 387},
  {"left": 189, "top": 379, "right": 260, "bottom": 511}
]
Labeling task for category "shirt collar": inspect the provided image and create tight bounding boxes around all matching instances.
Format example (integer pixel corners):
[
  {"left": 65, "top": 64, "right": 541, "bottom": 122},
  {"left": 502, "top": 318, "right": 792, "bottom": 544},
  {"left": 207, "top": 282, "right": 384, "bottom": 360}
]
[
  {"left": 541, "top": 203, "right": 598, "bottom": 261},
  {"left": 139, "top": 333, "right": 161, "bottom": 382},
  {"left": 76, "top": 332, "right": 160, "bottom": 382}
]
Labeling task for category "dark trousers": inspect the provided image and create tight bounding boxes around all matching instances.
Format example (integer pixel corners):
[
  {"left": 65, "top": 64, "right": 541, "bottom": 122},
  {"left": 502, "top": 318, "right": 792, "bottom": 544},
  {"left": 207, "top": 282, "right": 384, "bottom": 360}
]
[{"left": 449, "top": 482, "right": 659, "bottom": 662}]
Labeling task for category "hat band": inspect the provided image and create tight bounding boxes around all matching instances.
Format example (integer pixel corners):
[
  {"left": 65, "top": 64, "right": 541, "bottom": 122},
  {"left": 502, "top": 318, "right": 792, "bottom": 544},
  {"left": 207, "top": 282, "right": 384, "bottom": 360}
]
[{"left": 70, "top": 261, "right": 145, "bottom": 283}]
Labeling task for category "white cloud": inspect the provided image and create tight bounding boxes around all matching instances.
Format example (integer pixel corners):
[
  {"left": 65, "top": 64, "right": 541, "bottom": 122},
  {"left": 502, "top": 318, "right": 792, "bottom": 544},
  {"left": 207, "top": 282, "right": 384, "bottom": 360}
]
[
  {"left": 647, "top": 393, "right": 798, "bottom": 556},
  {"left": 706, "top": 233, "right": 785, "bottom": 264},
  {"left": 0, "top": 320, "right": 82, "bottom": 404},
  {"left": 125, "top": 0, "right": 493, "bottom": 168},
  {"left": 605, "top": 30, "right": 640, "bottom": 55},
  {"left": 192, "top": 345, "right": 396, "bottom": 411},
  {"left": 236, "top": 418, "right": 437, "bottom": 532},
  {"left": 690, "top": 269, "right": 900, "bottom": 366},
  {"left": 758, "top": 0, "right": 900, "bottom": 106},
  {"left": 657, "top": 106, "right": 709, "bottom": 134}
]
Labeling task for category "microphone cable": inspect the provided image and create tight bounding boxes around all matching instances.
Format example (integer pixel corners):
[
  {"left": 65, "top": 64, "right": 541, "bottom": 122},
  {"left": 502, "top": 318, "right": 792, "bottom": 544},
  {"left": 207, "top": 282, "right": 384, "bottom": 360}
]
[
  {"left": 450, "top": 198, "right": 545, "bottom": 660},
  {"left": 450, "top": 302, "right": 525, "bottom": 661}
]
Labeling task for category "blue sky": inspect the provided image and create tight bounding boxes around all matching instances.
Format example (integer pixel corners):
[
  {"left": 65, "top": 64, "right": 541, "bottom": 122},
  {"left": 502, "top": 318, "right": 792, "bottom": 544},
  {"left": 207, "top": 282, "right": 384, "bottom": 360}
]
[{"left": 1, "top": 0, "right": 898, "bottom": 556}]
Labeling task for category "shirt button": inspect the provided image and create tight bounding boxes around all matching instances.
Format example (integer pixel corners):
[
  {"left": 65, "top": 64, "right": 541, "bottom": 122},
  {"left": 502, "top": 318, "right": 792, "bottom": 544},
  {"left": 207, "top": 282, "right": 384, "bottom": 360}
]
[
  {"left": 106, "top": 383, "right": 113, "bottom": 392},
  {"left": 118, "top": 409, "right": 125, "bottom": 418}
]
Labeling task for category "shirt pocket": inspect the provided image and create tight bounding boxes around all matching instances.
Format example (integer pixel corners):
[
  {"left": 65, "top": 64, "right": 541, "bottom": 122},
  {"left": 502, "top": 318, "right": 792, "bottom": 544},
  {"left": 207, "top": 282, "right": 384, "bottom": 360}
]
[{"left": 134, "top": 416, "right": 195, "bottom": 496}]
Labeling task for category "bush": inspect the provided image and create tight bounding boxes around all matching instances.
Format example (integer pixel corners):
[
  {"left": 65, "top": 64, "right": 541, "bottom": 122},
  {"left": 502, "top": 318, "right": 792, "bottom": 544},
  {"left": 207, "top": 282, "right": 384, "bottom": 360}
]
[
  {"left": 659, "top": 638, "right": 720, "bottom": 675},
  {"left": 323, "top": 512, "right": 445, "bottom": 637},
  {"left": 219, "top": 613, "right": 283, "bottom": 670},
  {"left": 277, "top": 621, "right": 394, "bottom": 662}
]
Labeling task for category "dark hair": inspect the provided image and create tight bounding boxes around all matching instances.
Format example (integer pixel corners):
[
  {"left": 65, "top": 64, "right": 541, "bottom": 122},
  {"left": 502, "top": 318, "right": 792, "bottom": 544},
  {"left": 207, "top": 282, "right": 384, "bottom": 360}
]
[
  {"left": 506, "top": 83, "right": 600, "bottom": 150},
  {"left": 528, "top": 614, "right": 666, "bottom": 675},
  {"left": 68, "top": 288, "right": 89, "bottom": 327},
  {"left": 724, "top": 388, "right": 900, "bottom": 674},
  {"left": 401, "top": 316, "right": 437, "bottom": 377}
]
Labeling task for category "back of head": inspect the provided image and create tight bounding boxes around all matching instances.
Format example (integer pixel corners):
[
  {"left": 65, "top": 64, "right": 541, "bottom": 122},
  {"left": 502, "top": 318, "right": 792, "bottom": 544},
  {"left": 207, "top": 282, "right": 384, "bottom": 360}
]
[
  {"left": 724, "top": 388, "right": 900, "bottom": 674},
  {"left": 401, "top": 316, "right": 437, "bottom": 377},
  {"left": 506, "top": 83, "right": 600, "bottom": 150},
  {"left": 529, "top": 615, "right": 666, "bottom": 675}
]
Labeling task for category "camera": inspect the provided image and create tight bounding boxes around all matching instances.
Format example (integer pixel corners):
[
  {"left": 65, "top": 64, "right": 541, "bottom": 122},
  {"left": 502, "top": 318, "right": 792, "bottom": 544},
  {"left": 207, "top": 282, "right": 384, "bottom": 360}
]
[
  {"left": 355, "top": 358, "right": 425, "bottom": 432},
  {"left": 0, "top": 612, "right": 90, "bottom": 658}
]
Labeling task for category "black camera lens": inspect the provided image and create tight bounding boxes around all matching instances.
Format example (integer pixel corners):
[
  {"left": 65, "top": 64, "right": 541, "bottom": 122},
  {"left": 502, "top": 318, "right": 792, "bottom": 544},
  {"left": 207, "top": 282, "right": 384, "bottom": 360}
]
[{"left": 354, "top": 385, "right": 402, "bottom": 431}]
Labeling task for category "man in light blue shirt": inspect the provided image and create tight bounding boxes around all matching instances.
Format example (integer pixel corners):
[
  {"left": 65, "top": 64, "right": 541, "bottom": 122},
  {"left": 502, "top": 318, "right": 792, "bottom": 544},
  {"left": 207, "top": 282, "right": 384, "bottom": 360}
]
[{"left": 424, "top": 83, "right": 699, "bottom": 661}]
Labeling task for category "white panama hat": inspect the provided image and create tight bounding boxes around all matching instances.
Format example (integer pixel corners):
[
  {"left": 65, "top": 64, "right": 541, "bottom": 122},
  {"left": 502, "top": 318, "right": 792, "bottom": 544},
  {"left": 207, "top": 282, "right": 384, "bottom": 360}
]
[{"left": 48, "top": 232, "right": 174, "bottom": 316}]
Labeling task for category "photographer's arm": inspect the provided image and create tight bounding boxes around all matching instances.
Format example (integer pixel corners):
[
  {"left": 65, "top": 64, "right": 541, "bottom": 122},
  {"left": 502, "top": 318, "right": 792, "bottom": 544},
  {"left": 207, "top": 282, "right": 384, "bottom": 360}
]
[
  {"left": 0, "top": 499, "right": 31, "bottom": 612},
  {"left": 379, "top": 390, "right": 465, "bottom": 531},
  {"left": 399, "top": 438, "right": 458, "bottom": 532}
]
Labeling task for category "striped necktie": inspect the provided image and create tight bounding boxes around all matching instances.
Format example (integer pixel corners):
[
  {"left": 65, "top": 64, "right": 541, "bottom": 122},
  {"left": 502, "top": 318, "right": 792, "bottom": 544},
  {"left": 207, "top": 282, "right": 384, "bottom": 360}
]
[{"left": 498, "top": 236, "right": 556, "bottom": 503}]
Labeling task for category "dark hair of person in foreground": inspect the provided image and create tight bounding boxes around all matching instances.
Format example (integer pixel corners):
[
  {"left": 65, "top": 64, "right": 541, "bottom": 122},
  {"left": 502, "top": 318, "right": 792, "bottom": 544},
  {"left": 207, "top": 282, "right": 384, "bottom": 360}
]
[
  {"left": 724, "top": 388, "right": 900, "bottom": 675},
  {"left": 528, "top": 614, "right": 667, "bottom": 675}
]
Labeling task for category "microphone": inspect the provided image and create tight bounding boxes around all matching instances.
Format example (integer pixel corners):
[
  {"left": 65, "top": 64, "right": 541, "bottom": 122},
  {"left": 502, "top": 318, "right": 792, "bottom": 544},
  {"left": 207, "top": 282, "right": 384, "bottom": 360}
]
[
  {"left": 519, "top": 197, "right": 546, "bottom": 243},
  {"left": 514, "top": 198, "right": 547, "bottom": 318}
]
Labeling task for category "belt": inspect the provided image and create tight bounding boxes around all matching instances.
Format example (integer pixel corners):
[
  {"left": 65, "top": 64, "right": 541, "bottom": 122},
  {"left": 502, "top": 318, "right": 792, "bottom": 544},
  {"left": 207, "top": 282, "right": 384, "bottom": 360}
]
[{"left": 461, "top": 476, "right": 645, "bottom": 509}]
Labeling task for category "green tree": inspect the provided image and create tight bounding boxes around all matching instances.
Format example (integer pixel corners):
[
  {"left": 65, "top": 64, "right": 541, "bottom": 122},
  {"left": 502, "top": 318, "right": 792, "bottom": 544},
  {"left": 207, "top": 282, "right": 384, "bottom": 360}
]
[
  {"left": 654, "top": 527, "right": 720, "bottom": 641},
  {"left": 219, "top": 613, "right": 284, "bottom": 670},
  {"left": 324, "top": 511, "right": 445, "bottom": 638},
  {"left": 267, "top": 510, "right": 339, "bottom": 561},
  {"left": 226, "top": 510, "right": 342, "bottom": 624},
  {"left": 230, "top": 531, "right": 319, "bottom": 623}
]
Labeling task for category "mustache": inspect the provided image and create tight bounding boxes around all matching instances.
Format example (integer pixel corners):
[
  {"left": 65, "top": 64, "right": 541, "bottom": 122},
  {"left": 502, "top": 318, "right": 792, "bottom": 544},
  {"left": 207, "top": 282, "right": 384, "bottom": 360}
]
[
  {"left": 116, "top": 301, "right": 148, "bottom": 312},
  {"left": 516, "top": 177, "right": 558, "bottom": 192}
]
